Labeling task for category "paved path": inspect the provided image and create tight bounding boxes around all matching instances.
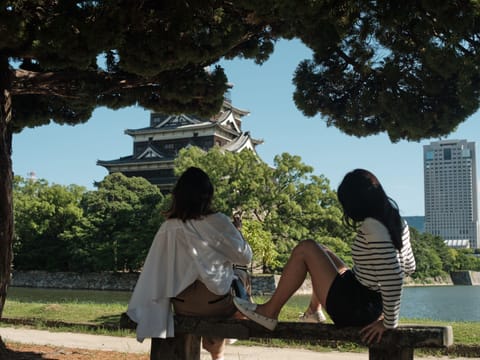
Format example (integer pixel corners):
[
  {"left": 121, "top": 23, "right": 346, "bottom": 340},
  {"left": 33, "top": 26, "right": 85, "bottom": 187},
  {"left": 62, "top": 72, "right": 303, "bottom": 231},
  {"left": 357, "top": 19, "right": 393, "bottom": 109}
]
[{"left": 0, "top": 327, "right": 472, "bottom": 360}]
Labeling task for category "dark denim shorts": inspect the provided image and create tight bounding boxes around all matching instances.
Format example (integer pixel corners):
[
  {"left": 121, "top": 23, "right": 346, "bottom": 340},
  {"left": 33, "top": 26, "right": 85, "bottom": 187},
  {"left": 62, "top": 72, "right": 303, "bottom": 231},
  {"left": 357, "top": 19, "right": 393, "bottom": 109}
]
[{"left": 325, "top": 269, "right": 382, "bottom": 327}]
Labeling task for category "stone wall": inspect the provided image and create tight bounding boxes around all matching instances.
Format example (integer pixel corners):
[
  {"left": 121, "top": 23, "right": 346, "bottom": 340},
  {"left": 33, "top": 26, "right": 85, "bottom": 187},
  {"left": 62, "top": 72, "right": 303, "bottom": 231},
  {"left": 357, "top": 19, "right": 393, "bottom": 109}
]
[
  {"left": 11, "top": 270, "right": 309, "bottom": 295},
  {"left": 252, "top": 275, "right": 312, "bottom": 295},
  {"left": 403, "top": 274, "right": 453, "bottom": 286},
  {"left": 11, "top": 271, "right": 140, "bottom": 291},
  {"left": 14, "top": 270, "right": 472, "bottom": 295}
]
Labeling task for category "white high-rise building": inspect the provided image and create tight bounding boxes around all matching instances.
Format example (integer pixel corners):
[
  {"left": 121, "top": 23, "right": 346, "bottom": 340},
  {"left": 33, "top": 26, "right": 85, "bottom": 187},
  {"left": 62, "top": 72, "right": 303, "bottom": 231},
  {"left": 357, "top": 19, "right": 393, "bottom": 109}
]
[{"left": 423, "top": 139, "right": 479, "bottom": 249}]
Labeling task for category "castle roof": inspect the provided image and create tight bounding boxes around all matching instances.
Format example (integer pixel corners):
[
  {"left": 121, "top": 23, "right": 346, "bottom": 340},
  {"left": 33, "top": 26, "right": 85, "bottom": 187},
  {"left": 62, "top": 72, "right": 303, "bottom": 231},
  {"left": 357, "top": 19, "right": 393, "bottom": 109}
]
[
  {"left": 222, "top": 131, "right": 263, "bottom": 153},
  {"left": 124, "top": 100, "right": 248, "bottom": 137}
]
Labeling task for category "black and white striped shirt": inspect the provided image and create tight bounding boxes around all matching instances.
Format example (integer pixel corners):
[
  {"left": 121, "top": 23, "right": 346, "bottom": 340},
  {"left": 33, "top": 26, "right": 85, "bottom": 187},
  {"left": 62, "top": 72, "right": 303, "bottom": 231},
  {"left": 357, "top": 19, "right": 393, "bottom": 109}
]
[{"left": 351, "top": 217, "right": 416, "bottom": 328}]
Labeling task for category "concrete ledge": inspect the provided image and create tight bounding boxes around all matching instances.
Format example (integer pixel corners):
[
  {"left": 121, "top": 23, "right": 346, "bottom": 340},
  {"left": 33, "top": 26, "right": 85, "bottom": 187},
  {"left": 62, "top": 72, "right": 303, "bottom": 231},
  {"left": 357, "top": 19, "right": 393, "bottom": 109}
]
[{"left": 450, "top": 271, "right": 480, "bottom": 285}]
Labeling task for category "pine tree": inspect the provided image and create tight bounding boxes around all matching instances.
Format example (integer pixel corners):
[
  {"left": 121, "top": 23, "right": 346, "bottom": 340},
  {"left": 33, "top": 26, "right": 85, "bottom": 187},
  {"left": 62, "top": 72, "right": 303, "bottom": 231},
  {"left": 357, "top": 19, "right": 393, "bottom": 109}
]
[
  {"left": 0, "top": 0, "right": 275, "bottom": 319},
  {"left": 2, "top": 1, "right": 480, "bottom": 324}
]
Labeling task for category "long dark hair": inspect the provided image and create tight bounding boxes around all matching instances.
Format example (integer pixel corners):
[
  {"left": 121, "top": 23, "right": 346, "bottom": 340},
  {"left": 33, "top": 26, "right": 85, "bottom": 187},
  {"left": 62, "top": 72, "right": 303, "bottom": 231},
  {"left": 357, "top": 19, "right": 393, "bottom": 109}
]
[
  {"left": 165, "top": 167, "right": 215, "bottom": 221},
  {"left": 337, "top": 169, "right": 403, "bottom": 250}
]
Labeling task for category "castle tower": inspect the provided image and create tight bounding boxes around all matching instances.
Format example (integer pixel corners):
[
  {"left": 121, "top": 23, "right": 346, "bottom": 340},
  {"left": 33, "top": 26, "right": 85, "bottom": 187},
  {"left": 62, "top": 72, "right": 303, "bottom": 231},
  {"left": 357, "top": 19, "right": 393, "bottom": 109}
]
[{"left": 97, "top": 100, "right": 263, "bottom": 193}]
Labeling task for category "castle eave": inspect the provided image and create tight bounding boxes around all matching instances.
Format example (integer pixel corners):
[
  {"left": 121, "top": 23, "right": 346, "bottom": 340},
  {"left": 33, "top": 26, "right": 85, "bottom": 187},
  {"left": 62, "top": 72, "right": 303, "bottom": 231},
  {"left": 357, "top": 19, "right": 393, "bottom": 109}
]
[{"left": 97, "top": 156, "right": 175, "bottom": 168}]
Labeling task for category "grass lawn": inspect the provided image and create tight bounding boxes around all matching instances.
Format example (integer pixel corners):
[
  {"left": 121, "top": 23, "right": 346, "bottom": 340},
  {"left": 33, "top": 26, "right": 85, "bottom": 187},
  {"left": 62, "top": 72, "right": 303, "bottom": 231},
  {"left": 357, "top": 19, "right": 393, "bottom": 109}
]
[
  {"left": 2, "top": 287, "right": 480, "bottom": 352},
  {"left": 3, "top": 287, "right": 129, "bottom": 325}
]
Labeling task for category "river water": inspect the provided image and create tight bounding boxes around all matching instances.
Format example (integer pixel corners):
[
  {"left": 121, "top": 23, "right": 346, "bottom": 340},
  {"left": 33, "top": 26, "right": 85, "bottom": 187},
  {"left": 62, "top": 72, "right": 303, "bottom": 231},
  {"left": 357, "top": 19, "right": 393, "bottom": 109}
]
[{"left": 401, "top": 285, "right": 480, "bottom": 321}]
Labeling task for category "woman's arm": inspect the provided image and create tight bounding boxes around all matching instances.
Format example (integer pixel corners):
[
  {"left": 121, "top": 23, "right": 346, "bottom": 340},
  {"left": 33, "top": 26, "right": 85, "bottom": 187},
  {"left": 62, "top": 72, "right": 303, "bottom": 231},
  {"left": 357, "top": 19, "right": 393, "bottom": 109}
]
[
  {"left": 401, "top": 225, "right": 416, "bottom": 275},
  {"left": 208, "top": 213, "right": 253, "bottom": 265},
  {"left": 359, "top": 219, "right": 404, "bottom": 329},
  {"left": 357, "top": 220, "right": 404, "bottom": 343}
]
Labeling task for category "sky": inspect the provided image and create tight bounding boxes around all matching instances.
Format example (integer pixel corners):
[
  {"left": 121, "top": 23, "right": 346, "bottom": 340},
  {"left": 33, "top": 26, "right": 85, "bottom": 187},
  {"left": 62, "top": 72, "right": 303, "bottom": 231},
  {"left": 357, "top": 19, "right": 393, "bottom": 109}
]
[{"left": 11, "top": 39, "right": 480, "bottom": 217}]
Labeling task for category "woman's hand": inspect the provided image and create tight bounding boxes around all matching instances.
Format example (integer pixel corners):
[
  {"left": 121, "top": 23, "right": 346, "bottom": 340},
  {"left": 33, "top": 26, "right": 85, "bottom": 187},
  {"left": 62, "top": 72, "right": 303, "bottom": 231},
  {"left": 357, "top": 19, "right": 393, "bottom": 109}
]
[
  {"left": 232, "top": 214, "right": 242, "bottom": 230},
  {"left": 360, "top": 316, "right": 386, "bottom": 344}
]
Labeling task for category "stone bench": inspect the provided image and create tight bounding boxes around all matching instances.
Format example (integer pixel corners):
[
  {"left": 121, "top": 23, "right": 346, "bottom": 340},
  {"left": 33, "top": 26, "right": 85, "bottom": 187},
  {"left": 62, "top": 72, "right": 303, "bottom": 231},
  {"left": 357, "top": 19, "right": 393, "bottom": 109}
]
[{"left": 120, "top": 313, "right": 453, "bottom": 360}]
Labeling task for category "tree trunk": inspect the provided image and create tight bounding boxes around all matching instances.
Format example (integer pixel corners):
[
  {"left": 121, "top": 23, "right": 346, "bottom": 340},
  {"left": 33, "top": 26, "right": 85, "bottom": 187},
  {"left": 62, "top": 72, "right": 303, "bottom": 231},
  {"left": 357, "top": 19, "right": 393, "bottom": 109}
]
[{"left": 0, "top": 54, "right": 14, "bottom": 319}]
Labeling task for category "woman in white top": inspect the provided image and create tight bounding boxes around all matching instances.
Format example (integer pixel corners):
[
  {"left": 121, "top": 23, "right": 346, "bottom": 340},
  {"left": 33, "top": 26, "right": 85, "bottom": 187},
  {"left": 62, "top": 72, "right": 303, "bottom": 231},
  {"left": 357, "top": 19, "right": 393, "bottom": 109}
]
[
  {"left": 234, "top": 169, "right": 415, "bottom": 344},
  {"left": 127, "top": 167, "right": 252, "bottom": 360}
]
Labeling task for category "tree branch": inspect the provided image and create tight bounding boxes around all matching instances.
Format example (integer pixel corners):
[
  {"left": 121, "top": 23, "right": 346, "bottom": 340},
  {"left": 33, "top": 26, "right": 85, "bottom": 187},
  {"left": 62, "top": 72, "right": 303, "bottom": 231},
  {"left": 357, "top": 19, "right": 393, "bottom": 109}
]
[{"left": 11, "top": 69, "right": 149, "bottom": 98}]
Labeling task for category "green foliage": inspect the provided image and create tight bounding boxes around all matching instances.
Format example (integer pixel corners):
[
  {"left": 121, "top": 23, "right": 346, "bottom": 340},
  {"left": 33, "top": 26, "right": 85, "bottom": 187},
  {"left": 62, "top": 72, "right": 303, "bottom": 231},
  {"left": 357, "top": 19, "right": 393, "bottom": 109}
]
[
  {"left": 174, "top": 147, "right": 347, "bottom": 272},
  {"left": 3, "top": 1, "right": 479, "bottom": 139},
  {"left": 13, "top": 174, "right": 164, "bottom": 272},
  {"left": 12, "top": 155, "right": 480, "bottom": 277},
  {"left": 289, "top": 0, "right": 480, "bottom": 142},
  {"left": 411, "top": 241, "right": 445, "bottom": 279},
  {"left": 410, "top": 229, "right": 448, "bottom": 278},
  {"left": 409, "top": 228, "right": 480, "bottom": 278},
  {"left": 6, "top": 1, "right": 280, "bottom": 133},
  {"left": 264, "top": 153, "right": 348, "bottom": 256},
  {"left": 75, "top": 173, "right": 164, "bottom": 272},
  {"left": 13, "top": 176, "right": 86, "bottom": 271},
  {"left": 174, "top": 146, "right": 273, "bottom": 218},
  {"left": 454, "top": 249, "right": 480, "bottom": 271},
  {"left": 242, "top": 219, "right": 280, "bottom": 271}
]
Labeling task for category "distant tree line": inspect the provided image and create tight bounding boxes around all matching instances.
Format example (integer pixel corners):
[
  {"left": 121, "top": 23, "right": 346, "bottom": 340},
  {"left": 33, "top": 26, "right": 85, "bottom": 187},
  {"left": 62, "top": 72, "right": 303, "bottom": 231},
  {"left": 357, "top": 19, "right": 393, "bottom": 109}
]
[
  {"left": 12, "top": 147, "right": 480, "bottom": 278},
  {"left": 410, "top": 228, "right": 480, "bottom": 278},
  {"left": 13, "top": 173, "right": 165, "bottom": 272}
]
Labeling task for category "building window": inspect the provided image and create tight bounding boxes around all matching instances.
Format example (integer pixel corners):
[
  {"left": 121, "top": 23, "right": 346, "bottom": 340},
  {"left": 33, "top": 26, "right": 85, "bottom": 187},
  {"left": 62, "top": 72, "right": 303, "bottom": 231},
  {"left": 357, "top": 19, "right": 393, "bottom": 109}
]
[
  {"left": 462, "top": 149, "right": 471, "bottom": 158},
  {"left": 151, "top": 115, "right": 162, "bottom": 126},
  {"left": 443, "top": 148, "right": 452, "bottom": 160}
]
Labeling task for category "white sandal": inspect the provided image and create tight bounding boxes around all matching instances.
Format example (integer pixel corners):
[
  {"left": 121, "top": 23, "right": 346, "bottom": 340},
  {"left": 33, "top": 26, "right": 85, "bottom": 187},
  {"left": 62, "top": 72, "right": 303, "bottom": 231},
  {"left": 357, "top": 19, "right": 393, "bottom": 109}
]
[
  {"left": 233, "top": 297, "right": 278, "bottom": 331},
  {"left": 299, "top": 310, "right": 327, "bottom": 323}
]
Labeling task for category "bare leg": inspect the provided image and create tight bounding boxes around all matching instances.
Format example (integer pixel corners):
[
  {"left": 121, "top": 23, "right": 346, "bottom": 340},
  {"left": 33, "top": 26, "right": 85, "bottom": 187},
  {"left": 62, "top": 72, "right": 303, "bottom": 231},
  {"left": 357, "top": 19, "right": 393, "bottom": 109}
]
[
  {"left": 255, "top": 239, "right": 347, "bottom": 320},
  {"left": 202, "top": 337, "right": 225, "bottom": 360},
  {"left": 304, "top": 245, "right": 348, "bottom": 314},
  {"left": 322, "top": 245, "right": 348, "bottom": 270},
  {"left": 306, "top": 292, "right": 322, "bottom": 313}
]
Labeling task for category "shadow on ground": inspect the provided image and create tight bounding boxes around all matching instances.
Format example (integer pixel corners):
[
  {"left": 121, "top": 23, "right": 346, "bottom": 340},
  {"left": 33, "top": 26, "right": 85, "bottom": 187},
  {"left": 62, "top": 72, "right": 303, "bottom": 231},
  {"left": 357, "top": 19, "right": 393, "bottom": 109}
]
[{"left": 1, "top": 338, "right": 44, "bottom": 360}]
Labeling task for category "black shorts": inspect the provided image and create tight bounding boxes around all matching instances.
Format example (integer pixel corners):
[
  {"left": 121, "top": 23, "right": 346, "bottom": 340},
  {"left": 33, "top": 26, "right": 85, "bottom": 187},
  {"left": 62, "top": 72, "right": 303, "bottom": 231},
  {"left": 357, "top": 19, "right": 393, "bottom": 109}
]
[{"left": 325, "top": 270, "right": 382, "bottom": 327}]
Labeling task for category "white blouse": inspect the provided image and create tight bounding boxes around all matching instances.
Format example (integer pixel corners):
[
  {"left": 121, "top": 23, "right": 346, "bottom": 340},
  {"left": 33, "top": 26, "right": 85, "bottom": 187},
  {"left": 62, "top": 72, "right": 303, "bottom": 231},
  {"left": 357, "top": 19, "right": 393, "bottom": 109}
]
[
  {"left": 127, "top": 212, "right": 252, "bottom": 341},
  {"left": 351, "top": 217, "right": 416, "bottom": 329}
]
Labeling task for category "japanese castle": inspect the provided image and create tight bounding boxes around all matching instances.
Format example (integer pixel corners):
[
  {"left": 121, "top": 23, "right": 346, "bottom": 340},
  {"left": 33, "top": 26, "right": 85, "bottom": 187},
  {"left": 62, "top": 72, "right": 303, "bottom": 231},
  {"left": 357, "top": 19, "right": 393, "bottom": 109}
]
[{"left": 97, "top": 100, "right": 263, "bottom": 193}]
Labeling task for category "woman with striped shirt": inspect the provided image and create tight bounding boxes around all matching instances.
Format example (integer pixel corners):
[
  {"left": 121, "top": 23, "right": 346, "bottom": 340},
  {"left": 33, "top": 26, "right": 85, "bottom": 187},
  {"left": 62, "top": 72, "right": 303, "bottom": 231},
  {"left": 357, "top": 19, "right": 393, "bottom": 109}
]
[{"left": 234, "top": 169, "right": 416, "bottom": 344}]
